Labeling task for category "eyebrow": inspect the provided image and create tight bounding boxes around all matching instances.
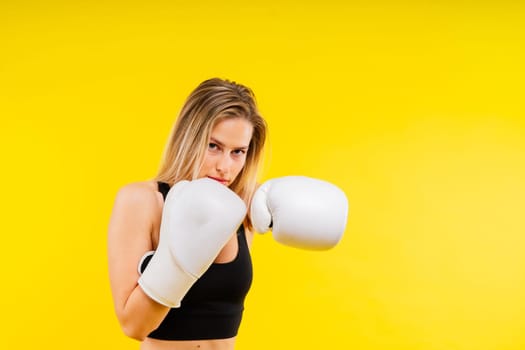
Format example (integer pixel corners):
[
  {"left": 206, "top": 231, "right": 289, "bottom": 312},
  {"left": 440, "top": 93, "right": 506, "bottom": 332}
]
[{"left": 210, "top": 137, "right": 249, "bottom": 150}]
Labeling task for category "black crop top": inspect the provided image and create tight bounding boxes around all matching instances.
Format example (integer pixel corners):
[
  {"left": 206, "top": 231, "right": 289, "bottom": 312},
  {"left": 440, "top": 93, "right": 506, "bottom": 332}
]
[{"left": 144, "top": 181, "right": 253, "bottom": 340}]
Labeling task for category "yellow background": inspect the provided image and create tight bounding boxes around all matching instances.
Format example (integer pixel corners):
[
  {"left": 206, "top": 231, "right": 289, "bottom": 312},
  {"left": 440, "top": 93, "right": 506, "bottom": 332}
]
[{"left": 2, "top": 1, "right": 525, "bottom": 349}]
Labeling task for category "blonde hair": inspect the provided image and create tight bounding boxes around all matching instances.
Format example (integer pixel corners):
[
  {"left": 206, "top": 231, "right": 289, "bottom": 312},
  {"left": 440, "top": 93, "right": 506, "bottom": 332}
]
[{"left": 155, "top": 78, "right": 267, "bottom": 228}]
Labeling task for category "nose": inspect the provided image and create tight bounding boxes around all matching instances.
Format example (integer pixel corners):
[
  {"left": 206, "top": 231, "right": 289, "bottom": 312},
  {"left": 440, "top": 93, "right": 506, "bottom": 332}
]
[{"left": 215, "top": 153, "right": 232, "bottom": 175}]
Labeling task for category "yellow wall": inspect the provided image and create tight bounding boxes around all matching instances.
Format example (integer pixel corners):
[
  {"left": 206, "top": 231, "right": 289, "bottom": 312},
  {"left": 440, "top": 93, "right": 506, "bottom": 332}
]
[{"left": 2, "top": 1, "right": 525, "bottom": 349}]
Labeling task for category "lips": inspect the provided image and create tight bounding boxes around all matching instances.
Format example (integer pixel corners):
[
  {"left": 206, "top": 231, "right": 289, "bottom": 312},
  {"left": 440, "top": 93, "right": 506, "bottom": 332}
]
[{"left": 207, "top": 176, "right": 228, "bottom": 184}]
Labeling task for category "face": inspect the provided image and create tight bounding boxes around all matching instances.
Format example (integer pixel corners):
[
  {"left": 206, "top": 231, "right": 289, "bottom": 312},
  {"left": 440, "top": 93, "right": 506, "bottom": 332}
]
[{"left": 198, "top": 117, "right": 253, "bottom": 186}]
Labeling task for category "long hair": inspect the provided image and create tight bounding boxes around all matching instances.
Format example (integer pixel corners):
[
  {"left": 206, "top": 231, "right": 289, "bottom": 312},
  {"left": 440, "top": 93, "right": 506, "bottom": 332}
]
[{"left": 155, "top": 78, "right": 267, "bottom": 229}]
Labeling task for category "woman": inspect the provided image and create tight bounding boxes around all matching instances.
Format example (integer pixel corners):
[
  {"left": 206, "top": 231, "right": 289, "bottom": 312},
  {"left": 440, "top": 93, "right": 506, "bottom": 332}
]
[
  {"left": 108, "top": 78, "right": 348, "bottom": 350},
  {"left": 108, "top": 78, "right": 267, "bottom": 349}
]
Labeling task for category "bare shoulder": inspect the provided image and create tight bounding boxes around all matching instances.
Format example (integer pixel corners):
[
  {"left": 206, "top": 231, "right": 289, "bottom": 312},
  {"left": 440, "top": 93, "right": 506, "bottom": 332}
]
[
  {"left": 114, "top": 181, "right": 162, "bottom": 214},
  {"left": 110, "top": 181, "right": 163, "bottom": 232},
  {"left": 114, "top": 181, "right": 162, "bottom": 211},
  {"left": 244, "top": 225, "right": 255, "bottom": 249}
]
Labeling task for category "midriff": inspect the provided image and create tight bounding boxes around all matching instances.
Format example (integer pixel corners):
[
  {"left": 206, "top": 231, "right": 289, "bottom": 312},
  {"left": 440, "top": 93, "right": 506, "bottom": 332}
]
[{"left": 141, "top": 337, "right": 236, "bottom": 350}]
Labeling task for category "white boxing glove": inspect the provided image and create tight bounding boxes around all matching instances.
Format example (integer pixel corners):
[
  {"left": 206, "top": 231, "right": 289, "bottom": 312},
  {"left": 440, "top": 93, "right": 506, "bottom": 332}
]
[
  {"left": 250, "top": 176, "right": 348, "bottom": 250},
  {"left": 138, "top": 178, "right": 246, "bottom": 307}
]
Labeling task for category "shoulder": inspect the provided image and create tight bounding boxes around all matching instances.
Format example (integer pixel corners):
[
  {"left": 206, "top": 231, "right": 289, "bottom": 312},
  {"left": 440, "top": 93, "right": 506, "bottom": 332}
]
[
  {"left": 115, "top": 181, "right": 160, "bottom": 202},
  {"left": 244, "top": 225, "right": 255, "bottom": 249},
  {"left": 112, "top": 181, "right": 162, "bottom": 216},
  {"left": 109, "top": 180, "right": 163, "bottom": 243}
]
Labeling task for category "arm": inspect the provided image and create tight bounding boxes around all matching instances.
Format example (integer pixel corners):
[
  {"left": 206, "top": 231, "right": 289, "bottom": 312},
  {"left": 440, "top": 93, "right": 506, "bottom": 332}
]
[
  {"left": 109, "top": 179, "right": 247, "bottom": 340},
  {"left": 107, "top": 183, "right": 169, "bottom": 341}
]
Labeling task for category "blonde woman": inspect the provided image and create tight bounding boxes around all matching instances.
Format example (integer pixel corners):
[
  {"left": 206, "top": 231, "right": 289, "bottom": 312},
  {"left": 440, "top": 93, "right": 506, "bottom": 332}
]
[{"left": 108, "top": 78, "right": 348, "bottom": 350}]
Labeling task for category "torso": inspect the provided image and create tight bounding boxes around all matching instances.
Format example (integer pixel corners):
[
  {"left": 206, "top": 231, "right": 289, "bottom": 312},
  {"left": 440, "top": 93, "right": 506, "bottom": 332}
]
[{"left": 142, "top": 180, "right": 253, "bottom": 349}]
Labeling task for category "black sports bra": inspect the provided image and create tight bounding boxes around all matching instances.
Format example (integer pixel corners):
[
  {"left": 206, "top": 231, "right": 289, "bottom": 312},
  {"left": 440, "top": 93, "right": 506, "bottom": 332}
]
[{"left": 146, "top": 181, "right": 253, "bottom": 340}]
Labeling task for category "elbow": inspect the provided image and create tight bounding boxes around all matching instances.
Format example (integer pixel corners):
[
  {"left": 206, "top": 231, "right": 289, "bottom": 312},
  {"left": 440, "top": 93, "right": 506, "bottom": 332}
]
[
  {"left": 117, "top": 312, "right": 152, "bottom": 341},
  {"left": 112, "top": 292, "right": 167, "bottom": 341},
  {"left": 121, "top": 321, "right": 149, "bottom": 341}
]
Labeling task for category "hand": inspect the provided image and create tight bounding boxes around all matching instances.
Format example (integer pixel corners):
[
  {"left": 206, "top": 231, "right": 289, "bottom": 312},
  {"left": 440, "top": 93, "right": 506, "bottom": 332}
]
[
  {"left": 250, "top": 176, "right": 348, "bottom": 250},
  {"left": 138, "top": 178, "right": 246, "bottom": 307}
]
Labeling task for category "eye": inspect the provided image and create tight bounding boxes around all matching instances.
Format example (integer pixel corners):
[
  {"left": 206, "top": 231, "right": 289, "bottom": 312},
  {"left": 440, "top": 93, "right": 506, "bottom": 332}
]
[
  {"left": 208, "top": 142, "right": 219, "bottom": 151},
  {"left": 232, "top": 149, "right": 247, "bottom": 157}
]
